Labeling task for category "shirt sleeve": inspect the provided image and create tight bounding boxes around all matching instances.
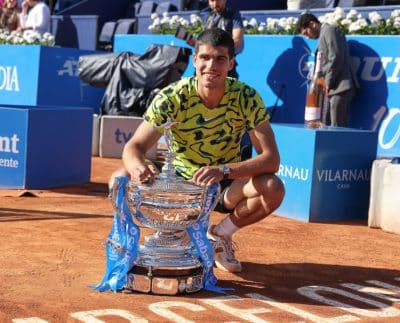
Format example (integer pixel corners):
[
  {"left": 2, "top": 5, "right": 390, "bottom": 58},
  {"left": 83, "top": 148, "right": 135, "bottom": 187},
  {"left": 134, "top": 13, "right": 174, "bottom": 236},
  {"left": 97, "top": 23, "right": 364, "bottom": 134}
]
[
  {"left": 240, "top": 84, "right": 270, "bottom": 131},
  {"left": 232, "top": 10, "right": 244, "bottom": 29},
  {"left": 144, "top": 86, "right": 177, "bottom": 133}
]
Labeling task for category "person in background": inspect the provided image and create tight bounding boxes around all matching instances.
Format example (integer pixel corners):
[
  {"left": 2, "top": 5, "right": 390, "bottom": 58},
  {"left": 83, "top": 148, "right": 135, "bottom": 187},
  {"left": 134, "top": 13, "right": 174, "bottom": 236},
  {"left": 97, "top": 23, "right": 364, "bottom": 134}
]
[
  {"left": 0, "top": 0, "right": 20, "bottom": 31},
  {"left": 186, "top": 0, "right": 244, "bottom": 78},
  {"left": 202, "top": 0, "right": 244, "bottom": 78},
  {"left": 110, "top": 28, "right": 285, "bottom": 273},
  {"left": 296, "top": 13, "right": 358, "bottom": 127},
  {"left": 18, "top": 0, "right": 50, "bottom": 35}
]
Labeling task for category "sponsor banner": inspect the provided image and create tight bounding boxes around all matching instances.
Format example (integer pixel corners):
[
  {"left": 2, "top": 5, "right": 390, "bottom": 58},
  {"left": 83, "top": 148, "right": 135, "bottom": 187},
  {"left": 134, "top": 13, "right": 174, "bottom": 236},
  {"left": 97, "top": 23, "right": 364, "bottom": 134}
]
[
  {"left": 272, "top": 124, "right": 377, "bottom": 222},
  {"left": 0, "top": 45, "right": 104, "bottom": 113},
  {"left": 0, "top": 106, "right": 93, "bottom": 189},
  {"left": 115, "top": 35, "right": 400, "bottom": 157}
]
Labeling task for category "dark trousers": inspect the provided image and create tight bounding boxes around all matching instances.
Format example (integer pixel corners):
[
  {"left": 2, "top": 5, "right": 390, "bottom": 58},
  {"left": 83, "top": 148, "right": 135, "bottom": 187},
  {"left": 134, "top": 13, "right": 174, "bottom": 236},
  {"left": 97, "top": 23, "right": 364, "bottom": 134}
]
[{"left": 326, "top": 89, "right": 356, "bottom": 127}]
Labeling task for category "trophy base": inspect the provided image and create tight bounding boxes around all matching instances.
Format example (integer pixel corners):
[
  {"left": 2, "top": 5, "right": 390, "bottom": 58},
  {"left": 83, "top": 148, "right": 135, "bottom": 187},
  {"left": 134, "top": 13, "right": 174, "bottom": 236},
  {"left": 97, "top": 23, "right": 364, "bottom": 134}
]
[{"left": 126, "top": 265, "right": 204, "bottom": 295}]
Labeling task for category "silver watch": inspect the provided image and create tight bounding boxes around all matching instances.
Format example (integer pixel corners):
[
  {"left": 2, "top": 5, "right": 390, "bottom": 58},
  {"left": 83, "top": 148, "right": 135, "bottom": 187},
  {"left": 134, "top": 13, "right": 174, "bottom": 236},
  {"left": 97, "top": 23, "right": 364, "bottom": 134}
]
[{"left": 219, "top": 164, "right": 231, "bottom": 179}]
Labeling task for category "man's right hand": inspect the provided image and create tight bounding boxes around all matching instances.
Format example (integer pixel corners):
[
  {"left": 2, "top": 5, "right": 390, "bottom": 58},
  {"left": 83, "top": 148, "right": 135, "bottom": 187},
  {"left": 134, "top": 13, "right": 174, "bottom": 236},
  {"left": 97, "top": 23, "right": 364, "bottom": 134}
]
[{"left": 128, "top": 162, "right": 158, "bottom": 184}]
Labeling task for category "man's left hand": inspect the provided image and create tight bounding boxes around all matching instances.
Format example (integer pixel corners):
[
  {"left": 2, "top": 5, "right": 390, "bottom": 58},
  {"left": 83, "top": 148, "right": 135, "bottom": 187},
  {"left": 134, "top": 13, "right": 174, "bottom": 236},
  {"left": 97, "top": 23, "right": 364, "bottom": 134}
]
[{"left": 191, "top": 166, "right": 223, "bottom": 186}]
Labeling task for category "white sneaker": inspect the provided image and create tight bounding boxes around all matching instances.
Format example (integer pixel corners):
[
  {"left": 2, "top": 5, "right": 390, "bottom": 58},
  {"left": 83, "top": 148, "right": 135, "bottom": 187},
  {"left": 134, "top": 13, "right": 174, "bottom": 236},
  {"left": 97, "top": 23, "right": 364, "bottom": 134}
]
[{"left": 207, "top": 225, "right": 242, "bottom": 273}]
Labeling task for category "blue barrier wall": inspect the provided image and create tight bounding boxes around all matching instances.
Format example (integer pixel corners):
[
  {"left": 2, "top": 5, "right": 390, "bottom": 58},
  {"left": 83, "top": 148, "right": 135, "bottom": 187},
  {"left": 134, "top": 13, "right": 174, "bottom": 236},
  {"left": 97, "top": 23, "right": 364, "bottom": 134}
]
[
  {"left": 114, "top": 34, "right": 400, "bottom": 158},
  {"left": 0, "top": 106, "right": 93, "bottom": 189},
  {"left": 272, "top": 124, "right": 377, "bottom": 222},
  {"left": 0, "top": 45, "right": 104, "bottom": 113}
]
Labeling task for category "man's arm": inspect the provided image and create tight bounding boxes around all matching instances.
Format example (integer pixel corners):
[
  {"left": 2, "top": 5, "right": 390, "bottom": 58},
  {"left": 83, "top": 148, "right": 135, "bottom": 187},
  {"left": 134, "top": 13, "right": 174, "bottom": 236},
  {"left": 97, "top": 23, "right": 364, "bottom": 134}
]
[
  {"left": 321, "top": 26, "right": 346, "bottom": 92},
  {"left": 192, "top": 120, "right": 280, "bottom": 186},
  {"left": 232, "top": 27, "right": 244, "bottom": 55},
  {"left": 122, "top": 120, "right": 162, "bottom": 183},
  {"left": 230, "top": 120, "right": 280, "bottom": 178}
]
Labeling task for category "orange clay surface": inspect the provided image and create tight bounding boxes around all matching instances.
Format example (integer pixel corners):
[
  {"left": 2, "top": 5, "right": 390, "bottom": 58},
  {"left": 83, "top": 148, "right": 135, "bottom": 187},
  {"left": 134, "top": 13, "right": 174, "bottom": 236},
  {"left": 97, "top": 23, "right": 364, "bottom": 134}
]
[{"left": 0, "top": 157, "right": 399, "bottom": 322}]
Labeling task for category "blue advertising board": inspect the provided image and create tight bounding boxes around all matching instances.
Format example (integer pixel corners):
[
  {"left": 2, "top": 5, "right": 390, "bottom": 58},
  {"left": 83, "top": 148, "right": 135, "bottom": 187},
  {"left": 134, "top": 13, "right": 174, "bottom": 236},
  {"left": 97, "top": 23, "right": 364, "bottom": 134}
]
[
  {"left": 273, "top": 124, "right": 377, "bottom": 222},
  {"left": 114, "top": 34, "right": 400, "bottom": 158},
  {"left": 0, "top": 45, "right": 104, "bottom": 113},
  {"left": 0, "top": 106, "right": 93, "bottom": 189}
]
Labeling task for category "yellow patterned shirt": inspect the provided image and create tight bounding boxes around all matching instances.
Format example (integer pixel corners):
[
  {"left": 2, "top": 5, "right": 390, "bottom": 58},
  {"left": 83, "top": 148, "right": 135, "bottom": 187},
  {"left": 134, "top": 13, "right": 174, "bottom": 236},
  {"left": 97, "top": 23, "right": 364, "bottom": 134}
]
[{"left": 144, "top": 76, "right": 270, "bottom": 179}]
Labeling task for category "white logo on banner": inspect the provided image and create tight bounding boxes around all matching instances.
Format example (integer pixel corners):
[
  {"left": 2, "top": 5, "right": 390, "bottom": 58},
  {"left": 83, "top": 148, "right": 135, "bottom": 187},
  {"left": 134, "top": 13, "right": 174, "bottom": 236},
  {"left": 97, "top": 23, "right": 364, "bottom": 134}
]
[
  {"left": 0, "top": 65, "right": 20, "bottom": 92},
  {"left": 352, "top": 56, "right": 400, "bottom": 82},
  {"left": 0, "top": 134, "right": 19, "bottom": 153},
  {"left": 379, "top": 107, "right": 400, "bottom": 150},
  {"left": 0, "top": 134, "right": 20, "bottom": 168},
  {"left": 57, "top": 59, "right": 79, "bottom": 77},
  {"left": 298, "top": 47, "right": 314, "bottom": 85},
  {"left": 278, "top": 164, "right": 309, "bottom": 181},
  {"left": 317, "top": 168, "right": 370, "bottom": 182},
  {"left": 300, "top": 55, "right": 400, "bottom": 83}
]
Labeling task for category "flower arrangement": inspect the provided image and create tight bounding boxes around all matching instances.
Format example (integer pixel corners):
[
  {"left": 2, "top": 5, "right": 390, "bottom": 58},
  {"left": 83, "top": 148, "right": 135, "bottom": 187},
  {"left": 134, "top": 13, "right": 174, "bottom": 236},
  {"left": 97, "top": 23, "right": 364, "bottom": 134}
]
[
  {"left": 0, "top": 29, "right": 55, "bottom": 46},
  {"left": 149, "top": 7, "right": 400, "bottom": 36},
  {"left": 149, "top": 12, "right": 204, "bottom": 36}
]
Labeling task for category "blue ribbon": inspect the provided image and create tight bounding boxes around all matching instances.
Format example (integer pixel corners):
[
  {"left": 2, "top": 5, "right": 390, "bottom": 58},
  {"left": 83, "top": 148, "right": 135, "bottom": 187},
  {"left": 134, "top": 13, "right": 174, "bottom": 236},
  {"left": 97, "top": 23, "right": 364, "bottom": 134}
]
[
  {"left": 91, "top": 176, "right": 140, "bottom": 292},
  {"left": 186, "top": 182, "right": 233, "bottom": 294}
]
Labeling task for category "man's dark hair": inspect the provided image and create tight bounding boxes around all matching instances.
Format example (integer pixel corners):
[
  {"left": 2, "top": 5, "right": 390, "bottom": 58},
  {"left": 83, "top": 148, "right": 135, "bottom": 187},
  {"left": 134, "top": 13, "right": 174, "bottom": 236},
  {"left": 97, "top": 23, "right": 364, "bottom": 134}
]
[
  {"left": 195, "top": 28, "right": 235, "bottom": 59},
  {"left": 296, "top": 13, "right": 320, "bottom": 34}
]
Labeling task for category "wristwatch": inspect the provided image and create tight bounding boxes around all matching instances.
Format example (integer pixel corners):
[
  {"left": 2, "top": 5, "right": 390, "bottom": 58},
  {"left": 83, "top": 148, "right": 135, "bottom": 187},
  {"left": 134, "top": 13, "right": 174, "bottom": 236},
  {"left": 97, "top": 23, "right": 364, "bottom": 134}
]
[{"left": 219, "top": 164, "right": 231, "bottom": 179}]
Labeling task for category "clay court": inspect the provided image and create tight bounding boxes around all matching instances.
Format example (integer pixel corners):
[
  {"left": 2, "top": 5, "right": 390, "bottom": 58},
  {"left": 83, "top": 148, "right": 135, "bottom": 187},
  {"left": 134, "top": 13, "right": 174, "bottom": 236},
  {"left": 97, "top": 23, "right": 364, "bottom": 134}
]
[{"left": 0, "top": 157, "right": 399, "bottom": 322}]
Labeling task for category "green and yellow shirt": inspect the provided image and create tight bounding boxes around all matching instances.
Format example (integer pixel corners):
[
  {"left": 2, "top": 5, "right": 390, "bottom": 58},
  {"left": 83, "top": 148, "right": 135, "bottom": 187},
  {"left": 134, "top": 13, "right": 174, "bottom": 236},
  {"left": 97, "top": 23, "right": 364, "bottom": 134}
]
[{"left": 144, "top": 76, "right": 269, "bottom": 179}]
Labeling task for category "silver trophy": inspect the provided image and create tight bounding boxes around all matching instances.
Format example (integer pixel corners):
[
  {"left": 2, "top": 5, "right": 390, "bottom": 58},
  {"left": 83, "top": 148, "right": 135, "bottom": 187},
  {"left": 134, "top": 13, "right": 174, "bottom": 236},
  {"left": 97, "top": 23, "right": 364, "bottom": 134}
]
[{"left": 122, "top": 118, "right": 219, "bottom": 295}]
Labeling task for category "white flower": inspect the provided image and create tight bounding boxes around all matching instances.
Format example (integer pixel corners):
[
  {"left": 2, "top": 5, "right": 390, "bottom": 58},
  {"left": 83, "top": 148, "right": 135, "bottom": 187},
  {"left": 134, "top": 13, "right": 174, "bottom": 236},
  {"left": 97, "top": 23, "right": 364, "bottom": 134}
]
[
  {"left": 369, "top": 11, "right": 382, "bottom": 25},
  {"left": 348, "top": 18, "right": 368, "bottom": 33},
  {"left": 153, "top": 17, "right": 160, "bottom": 26},
  {"left": 341, "top": 18, "right": 352, "bottom": 26},
  {"left": 170, "top": 15, "right": 179, "bottom": 24},
  {"left": 346, "top": 9, "right": 358, "bottom": 20},
  {"left": 249, "top": 17, "right": 258, "bottom": 28},
  {"left": 333, "top": 7, "right": 345, "bottom": 21},
  {"left": 391, "top": 10, "right": 400, "bottom": 18},
  {"left": 266, "top": 18, "right": 278, "bottom": 29},
  {"left": 160, "top": 16, "right": 170, "bottom": 24},
  {"left": 150, "top": 13, "right": 158, "bottom": 19},
  {"left": 348, "top": 22, "right": 362, "bottom": 33},
  {"left": 393, "top": 17, "right": 400, "bottom": 28},
  {"left": 190, "top": 14, "right": 202, "bottom": 24}
]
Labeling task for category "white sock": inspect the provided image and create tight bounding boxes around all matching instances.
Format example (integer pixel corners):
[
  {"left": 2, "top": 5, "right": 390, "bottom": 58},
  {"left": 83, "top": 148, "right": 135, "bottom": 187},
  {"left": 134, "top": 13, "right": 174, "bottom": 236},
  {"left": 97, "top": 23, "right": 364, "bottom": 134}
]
[{"left": 214, "top": 216, "right": 239, "bottom": 239}]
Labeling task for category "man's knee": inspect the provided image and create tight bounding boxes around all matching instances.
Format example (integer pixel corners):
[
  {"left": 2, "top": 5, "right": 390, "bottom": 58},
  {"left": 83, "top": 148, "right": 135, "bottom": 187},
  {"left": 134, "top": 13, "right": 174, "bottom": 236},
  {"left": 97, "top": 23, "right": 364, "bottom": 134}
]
[{"left": 254, "top": 174, "right": 285, "bottom": 209}]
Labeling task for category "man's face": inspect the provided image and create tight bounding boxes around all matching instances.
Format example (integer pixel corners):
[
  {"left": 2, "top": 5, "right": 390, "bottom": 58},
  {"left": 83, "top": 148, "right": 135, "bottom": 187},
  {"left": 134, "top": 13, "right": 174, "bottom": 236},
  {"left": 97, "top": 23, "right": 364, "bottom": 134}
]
[
  {"left": 208, "top": 0, "right": 226, "bottom": 14},
  {"left": 26, "top": 0, "right": 36, "bottom": 7},
  {"left": 300, "top": 21, "right": 320, "bottom": 39},
  {"left": 194, "top": 44, "right": 233, "bottom": 89}
]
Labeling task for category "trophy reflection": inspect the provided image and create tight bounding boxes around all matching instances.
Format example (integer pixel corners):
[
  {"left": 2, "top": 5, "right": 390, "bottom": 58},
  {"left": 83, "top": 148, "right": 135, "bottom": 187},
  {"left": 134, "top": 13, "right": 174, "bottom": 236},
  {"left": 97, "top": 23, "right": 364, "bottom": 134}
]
[{"left": 123, "top": 118, "right": 219, "bottom": 295}]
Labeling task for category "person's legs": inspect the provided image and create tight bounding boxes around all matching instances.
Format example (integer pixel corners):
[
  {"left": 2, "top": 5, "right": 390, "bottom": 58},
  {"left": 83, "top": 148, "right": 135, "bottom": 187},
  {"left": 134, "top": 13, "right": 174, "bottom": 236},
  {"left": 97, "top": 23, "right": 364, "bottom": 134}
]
[
  {"left": 208, "top": 174, "right": 285, "bottom": 272},
  {"left": 328, "top": 89, "right": 355, "bottom": 127},
  {"left": 224, "top": 174, "right": 285, "bottom": 228}
]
